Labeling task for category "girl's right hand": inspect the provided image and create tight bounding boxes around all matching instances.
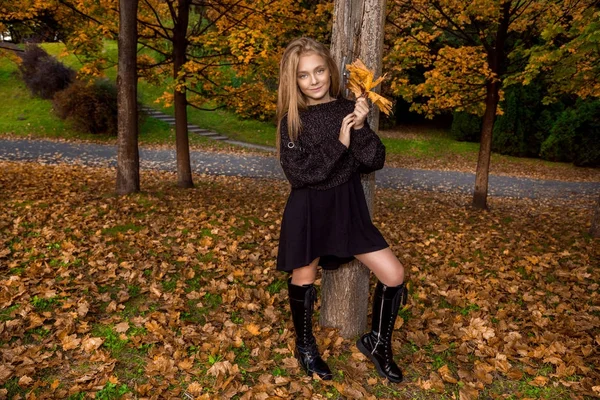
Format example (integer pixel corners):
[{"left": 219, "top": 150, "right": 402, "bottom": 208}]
[{"left": 339, "top": 113, "right": 355, "bottom": 148}]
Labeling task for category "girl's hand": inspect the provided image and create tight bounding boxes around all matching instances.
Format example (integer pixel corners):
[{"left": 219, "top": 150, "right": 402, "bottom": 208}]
[
  {"left": 353, "top": 97, "right": 369, "bottom": 129},
  {"left": 339, "top": 113, "right": 355, "bottom": 148}
]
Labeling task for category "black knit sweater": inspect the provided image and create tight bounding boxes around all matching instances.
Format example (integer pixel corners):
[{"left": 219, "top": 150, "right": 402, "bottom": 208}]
[{"left": 279, "top": 97, "right": 386, "bottom": 190}]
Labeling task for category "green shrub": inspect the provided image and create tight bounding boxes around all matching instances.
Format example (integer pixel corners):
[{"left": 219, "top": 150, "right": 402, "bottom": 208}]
[
  {"left": 19, "top": 44, "right": 76, "bottom": 99},
  {"left": 52, "top": 79, "right": 118, "bottom": 135},
  {"left": 492, "top": 82, "right": 562, "bottom": 157},
  {"left": 450, "top": 111, "right": 481, "bottom": 142},
  {"left": 540, "top": 99, "right": 600, "bottom": 167}
]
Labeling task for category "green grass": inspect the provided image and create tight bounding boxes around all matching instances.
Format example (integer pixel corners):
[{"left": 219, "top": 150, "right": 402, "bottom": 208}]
[
  {"left": 31, "top": 295, "right": 62, "bottom": 311},
  {"left": 0, "top": 45, "right": 224, "bottom": 148},
  {"left": 0, "top": 54, "right": 181, "bottom": 144},
  {"left": 382, "top": 134, "right": 478, "bottom": 158},
  {"left": 94, "top": 382, "right": 131, "bottom": 400}
]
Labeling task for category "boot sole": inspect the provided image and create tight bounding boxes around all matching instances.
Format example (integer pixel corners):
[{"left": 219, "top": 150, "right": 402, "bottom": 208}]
[{"left": 356, "top": 338, "right": 403, "bottom": 383}]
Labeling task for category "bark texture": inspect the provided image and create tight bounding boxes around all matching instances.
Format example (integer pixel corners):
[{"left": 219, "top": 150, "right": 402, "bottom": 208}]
[
  {"left": 320, "top": 0, "right": 386, "bottom": 338},
  {"left": 591, "top": 194, "right": 600, "bottom": 238},
  {"left": 173, "top": 0, "right": 194, "bottom": 188},
  {"left": 116, "top": 0, "right": 140, "bottom": 195},
  {"left": 472, "top": 81, "right": 498, "bottom": 209}
]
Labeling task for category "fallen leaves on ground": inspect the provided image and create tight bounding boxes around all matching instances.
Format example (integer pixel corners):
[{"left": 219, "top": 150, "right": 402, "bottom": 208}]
[{"left": 0, "top": 161, "right": 598, "bottom": 399}]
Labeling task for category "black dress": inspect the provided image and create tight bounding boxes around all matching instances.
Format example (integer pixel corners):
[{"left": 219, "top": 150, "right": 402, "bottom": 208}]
[{"left": 276, "top": 98, "right": 389, "bottom": 272}]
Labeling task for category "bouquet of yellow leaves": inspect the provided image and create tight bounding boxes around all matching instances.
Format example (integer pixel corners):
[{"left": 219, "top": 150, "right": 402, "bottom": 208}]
[{"left": 345, "top": 59, "right": 393, "bottom": 116}]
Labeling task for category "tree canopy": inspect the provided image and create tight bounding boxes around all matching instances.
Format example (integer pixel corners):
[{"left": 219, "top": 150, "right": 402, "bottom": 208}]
[{"left": 384, "top": 0, "right": 599, "bottom": 117}]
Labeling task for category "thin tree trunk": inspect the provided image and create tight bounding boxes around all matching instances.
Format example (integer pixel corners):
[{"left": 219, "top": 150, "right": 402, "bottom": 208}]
[
  {"left": 173, "top": 0, "right": 193, "bottom": 188},
  {"left": 472, "top": 1, "right": 511, "bottom": 209},
  {"left": 590, "top": 194, "right": 600, "bottom": 238},
  {"left": 116, "top": 0, "right": 139, "bottom": 195},
  {"left": 472, "top": 81, "right": 499, "bottom": 209},
  {"left": 320, "top": 0, "right": 387, "bottom": 339}
]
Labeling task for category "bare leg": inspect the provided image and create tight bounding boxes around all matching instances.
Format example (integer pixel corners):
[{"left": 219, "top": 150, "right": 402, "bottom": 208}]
[
  {"left": 355, "top": 248, "right": 404, "bottom": 287},
  {"left": 291, "top": 257, "right": 320, "bottom": 285}
]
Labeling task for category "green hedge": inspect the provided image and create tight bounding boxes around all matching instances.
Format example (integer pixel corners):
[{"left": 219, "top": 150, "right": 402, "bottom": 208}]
[{"left": 541, "top": 99, "right": 600, "bottom": 167}]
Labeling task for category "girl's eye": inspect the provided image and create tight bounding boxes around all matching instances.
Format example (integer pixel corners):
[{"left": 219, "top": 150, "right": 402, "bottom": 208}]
[
  {"left": 298, "top": 74, "right": 307, "bottom": 79},
  {"left": 317, "top": 69, "right": 325, "bottom": 74}
]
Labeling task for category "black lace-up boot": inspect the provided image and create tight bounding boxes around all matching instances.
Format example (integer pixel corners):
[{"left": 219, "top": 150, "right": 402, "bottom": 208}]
[
  {"left": 356, "top": 281, "right": 408, "bottom": 383},
  {"left": 288, "top": 280, "right": 332, "bottom": 380}
]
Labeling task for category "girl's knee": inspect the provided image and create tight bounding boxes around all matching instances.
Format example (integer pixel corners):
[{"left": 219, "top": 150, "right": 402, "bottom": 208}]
[{"left": 291, "top": 260, "right": 318, "bottom": 285}]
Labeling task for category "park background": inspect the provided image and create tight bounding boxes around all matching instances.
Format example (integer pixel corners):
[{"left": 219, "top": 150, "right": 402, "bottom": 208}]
[{"left": 1, "top": 0, "right": 599, "bottom": 399}]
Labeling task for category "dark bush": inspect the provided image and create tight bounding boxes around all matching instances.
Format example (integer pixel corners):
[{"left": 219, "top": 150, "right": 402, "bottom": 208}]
[
  {"left": 540, "top": 99, "right": 600, "bottom": 167},
  {"left": 492, "top": 82, "right": 564, "bottom": 157},
  {"left": 450, "top": 111, "right": 481, "bottom": 142},
  {"left": 19, "top": 45, "right": 75, "bottom": 99},
  {"left": 53, "top": 79, "right": 118, "bottom": 135}
]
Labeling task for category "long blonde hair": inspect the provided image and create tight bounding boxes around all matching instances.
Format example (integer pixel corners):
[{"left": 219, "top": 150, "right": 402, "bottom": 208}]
[{"left": 276, "top": 38, "right": 341, "bottom": 153}]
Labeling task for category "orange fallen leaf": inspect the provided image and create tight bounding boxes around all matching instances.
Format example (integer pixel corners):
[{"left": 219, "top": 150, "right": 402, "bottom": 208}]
[
  {"left": 81, "top": 336, "right": 104, "bottom": 353},
  {"left": 529, "top": 376, "right": 549, "bottom": 387},
  {"left": 114, "top": 321, "right": 130, "bottom": 333},
  {"left": 345, "top": 59, "right": 393, "bottom": 115},
  {"left": 60, "top": 333, "right": 81, "bottom": 351},
  {"left": 18, "top": 375, "right": 33, "bottom": 387},
  {"left": 246, "top": 323, "right": 261, "bottom": 336},
  {"left": 438, "top": 365, "right": 458, "bottom": 383}
]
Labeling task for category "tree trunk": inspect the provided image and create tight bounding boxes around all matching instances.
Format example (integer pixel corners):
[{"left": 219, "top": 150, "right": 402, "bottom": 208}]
[
  {"left": 320, "top": 0, "right": 387, "bottom": 339},
  {"left": 173, "top": 0, "right": 194, "bottom": 188},
  {"left": 116, "top": 0, "right": 140, "bottom": 195},
  {"left": 472, "top": 1, "right": 511, "bottom": 210},
  {"left": 590, "top": 194, "right": 600, "bottom": 238},
  {"left": 472, "top": 81, "right": 499, "bottom": 209}
]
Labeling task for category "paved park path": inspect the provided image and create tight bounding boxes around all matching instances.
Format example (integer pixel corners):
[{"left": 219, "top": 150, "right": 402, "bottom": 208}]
[{"left": 0, "top": 138, "right": 599, "bottom": 200}]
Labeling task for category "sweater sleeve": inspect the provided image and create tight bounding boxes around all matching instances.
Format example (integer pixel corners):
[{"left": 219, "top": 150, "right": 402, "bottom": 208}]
[
  {"left": 279, "top": 118, "right": 348, "bottom": 187},
  {"left": 349, "top": 124, "right": 386, "bottom": 173}
]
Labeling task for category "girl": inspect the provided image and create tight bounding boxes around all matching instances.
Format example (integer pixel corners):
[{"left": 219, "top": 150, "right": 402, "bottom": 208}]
[{"left": 276, "top": 37, "right": 408, "bottom": 383}]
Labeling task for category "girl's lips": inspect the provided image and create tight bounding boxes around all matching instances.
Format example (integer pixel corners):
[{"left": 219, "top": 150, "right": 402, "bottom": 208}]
[{"left": 310, "top": 86, "right": 323, "bottom": 91}]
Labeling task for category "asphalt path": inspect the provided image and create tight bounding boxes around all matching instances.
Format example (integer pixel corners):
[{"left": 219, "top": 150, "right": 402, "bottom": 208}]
[{"left": 1, "top": 138, "right": 598, "bottom": 200}]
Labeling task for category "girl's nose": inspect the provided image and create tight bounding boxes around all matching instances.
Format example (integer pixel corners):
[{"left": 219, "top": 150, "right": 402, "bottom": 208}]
[{"left": 310, "top": 74, "right": 318, "bottom": 85}]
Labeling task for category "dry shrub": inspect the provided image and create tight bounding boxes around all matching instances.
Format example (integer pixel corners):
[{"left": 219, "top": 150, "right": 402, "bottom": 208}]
[
  {"left": 53, "top": 79, "right": 118, "bottom": 135},
  {"left": 19, "top": 45, "right": 75, "bottom": 99}
]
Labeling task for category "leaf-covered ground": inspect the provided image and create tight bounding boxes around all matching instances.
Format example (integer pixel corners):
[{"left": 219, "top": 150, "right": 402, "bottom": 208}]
[{"left": 0, "top": 161, "right": 598, "bottom": 399}]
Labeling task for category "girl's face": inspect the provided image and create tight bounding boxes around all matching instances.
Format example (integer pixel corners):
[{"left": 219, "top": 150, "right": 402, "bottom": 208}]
[{"left": 296, "top": 53, "right": 332, "bottom": 105}]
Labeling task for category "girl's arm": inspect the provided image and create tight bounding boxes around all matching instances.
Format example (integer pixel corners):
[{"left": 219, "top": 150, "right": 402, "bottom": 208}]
[
  {"left": 279, "top": 118, "right": 348, "bottom": 186},
  {"left": 348, "top": 98, "right": 386, "bottom": 172},
  {"left": 349, "top": 124, "right": 386, "bottom": 173}
]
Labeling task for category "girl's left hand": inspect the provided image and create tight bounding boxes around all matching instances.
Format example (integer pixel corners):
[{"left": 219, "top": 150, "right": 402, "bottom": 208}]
[{"left": 353, "top": 97, "right": 369, "bottom": 130}]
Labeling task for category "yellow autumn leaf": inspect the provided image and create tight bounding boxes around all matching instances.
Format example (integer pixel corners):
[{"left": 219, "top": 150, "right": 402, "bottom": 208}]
[
  {"left": 246, "top": 323, "right": 261, "bottom": 336},
  {"left": 345, "top": 59, "right": 393, "bottom": 115},
  {"left": 368, "top": 91, "right": 394, "bottom": 116}
]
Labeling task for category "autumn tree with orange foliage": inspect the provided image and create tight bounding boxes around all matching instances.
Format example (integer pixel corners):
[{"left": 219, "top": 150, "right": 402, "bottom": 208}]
[
  {"left": 0, "top": 0, "right": 62, "bottom": 43},
  {"left": 385, "top": 0, "right": 598, "bottom": 209}
]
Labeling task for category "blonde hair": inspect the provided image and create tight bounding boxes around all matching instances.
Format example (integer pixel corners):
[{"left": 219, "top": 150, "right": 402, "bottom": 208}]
[{"left": 276, "top": 38, "right": 341, "bottom": 153}]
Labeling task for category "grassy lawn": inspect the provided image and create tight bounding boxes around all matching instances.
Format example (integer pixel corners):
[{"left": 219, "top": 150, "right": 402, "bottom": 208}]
[
  {"left": 0, "top": 161, "right": 598, "bottom": 399},
  {"left": 0, "top": 52, "right": 223, "bottom": 148}
]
